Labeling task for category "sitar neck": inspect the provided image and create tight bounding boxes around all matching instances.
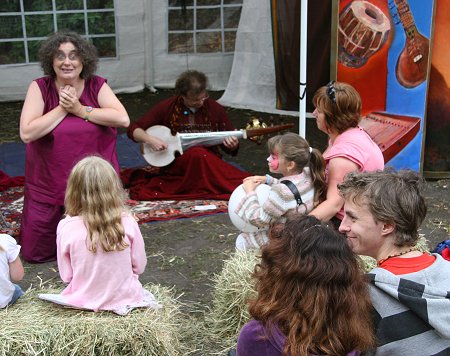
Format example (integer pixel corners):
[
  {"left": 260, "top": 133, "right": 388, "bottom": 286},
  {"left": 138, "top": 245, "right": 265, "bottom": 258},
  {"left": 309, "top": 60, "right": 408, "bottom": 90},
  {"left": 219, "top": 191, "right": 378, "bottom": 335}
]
[
  {"left": 393, "top": 0, "right": 418, "bottom": 38},
  {"left": 142, "top": 123, "right": 294, "bottom": 167},
  {"left": 178, "top": 123, "right": 294, "bottom": 151},
  {"left": 179, "top": 130, "right": 246, "bottom": 151}
]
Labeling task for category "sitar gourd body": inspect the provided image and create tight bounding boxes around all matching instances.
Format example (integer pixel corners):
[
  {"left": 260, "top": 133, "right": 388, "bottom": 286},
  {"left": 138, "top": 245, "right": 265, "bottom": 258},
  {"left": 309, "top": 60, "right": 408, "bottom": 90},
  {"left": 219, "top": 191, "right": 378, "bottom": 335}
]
[{"left": 141, "top": 123, "right": 293, "bottom": 167}]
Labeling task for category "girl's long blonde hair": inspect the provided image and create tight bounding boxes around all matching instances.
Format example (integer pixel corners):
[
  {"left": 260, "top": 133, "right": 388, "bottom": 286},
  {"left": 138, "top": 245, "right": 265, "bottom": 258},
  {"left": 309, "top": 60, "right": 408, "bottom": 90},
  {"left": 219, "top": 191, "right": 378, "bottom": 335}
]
[{"left": 64, "top": 156, "right": 128, "bottom": 253}]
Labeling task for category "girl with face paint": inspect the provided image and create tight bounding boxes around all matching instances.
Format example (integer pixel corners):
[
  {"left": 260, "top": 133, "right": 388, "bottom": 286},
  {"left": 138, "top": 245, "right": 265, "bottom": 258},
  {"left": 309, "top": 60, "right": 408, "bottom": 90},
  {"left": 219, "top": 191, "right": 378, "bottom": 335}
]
[
  {"left": 267, "top": 153, "right": 279, "bottom": 171},
  {"left": 233, "top": 133, "right": 327, "bottom": 251}
]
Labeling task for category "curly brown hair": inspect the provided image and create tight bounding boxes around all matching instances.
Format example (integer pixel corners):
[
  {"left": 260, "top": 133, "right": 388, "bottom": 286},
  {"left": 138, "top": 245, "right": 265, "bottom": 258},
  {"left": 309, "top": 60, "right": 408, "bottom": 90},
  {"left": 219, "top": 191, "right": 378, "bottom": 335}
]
[
  {"left": 248, "top": 215, "right": 375, "bottom": 356},
  {"left": 175, "top": 70, "right": 208, "bottom": 96},
  {"left": 312, "top": 81, "right": 362, "bottom": 134},
  {"left": 38, "top": 32, "right": 98, "bottom": 79}
]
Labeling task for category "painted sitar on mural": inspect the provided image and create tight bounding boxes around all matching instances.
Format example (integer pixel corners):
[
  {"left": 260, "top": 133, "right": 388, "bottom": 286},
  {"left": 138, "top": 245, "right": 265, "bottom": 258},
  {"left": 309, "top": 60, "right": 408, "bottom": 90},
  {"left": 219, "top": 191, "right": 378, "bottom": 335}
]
[{"left": 392, "top": 0, "right": 429, "bottom": 88}]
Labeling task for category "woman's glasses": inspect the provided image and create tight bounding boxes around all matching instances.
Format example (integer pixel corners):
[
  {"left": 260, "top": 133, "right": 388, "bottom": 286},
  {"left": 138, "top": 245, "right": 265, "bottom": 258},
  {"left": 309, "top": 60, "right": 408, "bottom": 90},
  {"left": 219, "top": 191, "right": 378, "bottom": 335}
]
[
  {"left": 326, "top": 80, "right": 336, "bottom": 104},
  {"left": 55, "top": 51, "right": 80, "bottom": 62}
]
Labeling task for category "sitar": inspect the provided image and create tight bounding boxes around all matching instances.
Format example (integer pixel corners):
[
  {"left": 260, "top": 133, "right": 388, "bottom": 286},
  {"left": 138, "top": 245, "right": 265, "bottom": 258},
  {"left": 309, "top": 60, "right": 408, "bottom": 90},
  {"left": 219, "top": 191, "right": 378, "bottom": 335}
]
[
  {"left": 393, "top": 0, "right": 429, "bottom": 88},
  {"left": 141, "top": 123, "right": 294, "bottom": 167}
]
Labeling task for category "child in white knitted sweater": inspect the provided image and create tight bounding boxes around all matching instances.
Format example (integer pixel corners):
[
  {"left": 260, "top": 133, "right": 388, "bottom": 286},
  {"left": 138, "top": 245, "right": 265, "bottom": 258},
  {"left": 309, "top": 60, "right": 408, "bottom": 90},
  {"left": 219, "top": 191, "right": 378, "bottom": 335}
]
[{"left": 234, "top": 133, "right": 326, "bottom": 250}]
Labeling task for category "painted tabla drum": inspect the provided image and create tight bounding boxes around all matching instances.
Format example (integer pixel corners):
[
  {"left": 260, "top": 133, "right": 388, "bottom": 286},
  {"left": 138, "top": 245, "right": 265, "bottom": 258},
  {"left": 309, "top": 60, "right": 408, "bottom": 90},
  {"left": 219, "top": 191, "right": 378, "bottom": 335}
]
[{"left": 338, "top": 0, "right": 391, "bottom": 68}]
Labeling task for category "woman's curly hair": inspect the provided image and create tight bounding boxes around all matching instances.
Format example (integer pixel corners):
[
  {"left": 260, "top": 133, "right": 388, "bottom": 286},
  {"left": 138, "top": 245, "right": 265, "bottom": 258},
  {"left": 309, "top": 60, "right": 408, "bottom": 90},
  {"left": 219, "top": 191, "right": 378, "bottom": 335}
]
[
  {"left": 248, "top": 215, "right": 375, "bottom": 356},
  {"left": 38, "top": 32, "right": 98, "bottom": 79}
]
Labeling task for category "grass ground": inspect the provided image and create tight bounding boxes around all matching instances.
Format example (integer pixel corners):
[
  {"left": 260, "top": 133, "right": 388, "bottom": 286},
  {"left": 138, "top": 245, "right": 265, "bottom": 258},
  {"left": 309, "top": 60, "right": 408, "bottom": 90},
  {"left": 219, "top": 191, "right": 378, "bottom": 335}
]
[{"left": 1, "top": 89, "right": 449, "bottom": 355}]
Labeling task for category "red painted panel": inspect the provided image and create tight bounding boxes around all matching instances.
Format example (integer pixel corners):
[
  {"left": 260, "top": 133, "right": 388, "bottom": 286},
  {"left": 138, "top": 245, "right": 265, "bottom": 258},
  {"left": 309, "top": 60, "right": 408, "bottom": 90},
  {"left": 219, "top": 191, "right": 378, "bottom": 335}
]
[{"left": 337, "top": 0, "right": 392, "bottom": 115}]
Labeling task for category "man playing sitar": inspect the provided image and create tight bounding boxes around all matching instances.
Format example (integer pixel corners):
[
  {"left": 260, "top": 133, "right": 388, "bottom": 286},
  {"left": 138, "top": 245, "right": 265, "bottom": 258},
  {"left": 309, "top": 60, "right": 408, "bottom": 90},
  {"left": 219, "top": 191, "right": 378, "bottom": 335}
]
[{"left": 126, "top": 70, "right": 250, "bottom": 201}]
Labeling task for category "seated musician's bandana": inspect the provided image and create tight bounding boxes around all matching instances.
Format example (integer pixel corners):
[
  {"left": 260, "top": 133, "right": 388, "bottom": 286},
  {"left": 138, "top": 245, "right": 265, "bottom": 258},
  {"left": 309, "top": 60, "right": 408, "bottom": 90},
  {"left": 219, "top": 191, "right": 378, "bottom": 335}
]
[{"left": 267, "top": 153, "right": 279, "bottom": 170}]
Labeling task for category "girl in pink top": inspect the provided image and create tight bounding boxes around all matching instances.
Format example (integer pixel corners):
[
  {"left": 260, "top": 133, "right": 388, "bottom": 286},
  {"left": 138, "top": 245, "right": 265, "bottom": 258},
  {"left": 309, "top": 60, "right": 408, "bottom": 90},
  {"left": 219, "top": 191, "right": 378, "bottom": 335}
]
[
  {"left": 309, "top": 81, "right": 384, "bottom": 227},
  {"left": 39, "top": 156, "right": 160, "bottom": 315}
]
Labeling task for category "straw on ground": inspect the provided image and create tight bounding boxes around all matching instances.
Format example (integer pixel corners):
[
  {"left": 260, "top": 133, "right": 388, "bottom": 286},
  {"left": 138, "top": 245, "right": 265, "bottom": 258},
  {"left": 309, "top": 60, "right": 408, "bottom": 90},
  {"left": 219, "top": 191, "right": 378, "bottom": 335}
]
[{"left": 1, "top": 285, "right": 185, "bottom": 356}]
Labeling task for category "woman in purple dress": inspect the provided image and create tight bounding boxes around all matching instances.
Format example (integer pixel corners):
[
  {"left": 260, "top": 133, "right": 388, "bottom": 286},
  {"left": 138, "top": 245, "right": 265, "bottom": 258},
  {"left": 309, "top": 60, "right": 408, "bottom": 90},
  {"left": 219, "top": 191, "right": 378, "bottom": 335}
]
[
  {"left": 19, "top": 32, "right": 129, "bottom": 263},
  {"left": 236, "top": 215, "right": 375, "bottom": 356}
]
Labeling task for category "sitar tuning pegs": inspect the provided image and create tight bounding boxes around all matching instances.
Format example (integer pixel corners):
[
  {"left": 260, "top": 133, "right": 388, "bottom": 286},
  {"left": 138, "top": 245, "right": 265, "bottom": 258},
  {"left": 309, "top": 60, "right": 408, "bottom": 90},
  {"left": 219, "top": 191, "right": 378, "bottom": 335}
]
[{"left": 246, "top": 116, "right": 267, "bottom": 144}]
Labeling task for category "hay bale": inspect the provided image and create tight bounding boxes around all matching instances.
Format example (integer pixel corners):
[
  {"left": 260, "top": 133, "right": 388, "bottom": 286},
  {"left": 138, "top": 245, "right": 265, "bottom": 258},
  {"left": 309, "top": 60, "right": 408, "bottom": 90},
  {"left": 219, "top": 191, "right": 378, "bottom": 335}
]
[
  {"left": 205, "top": 251, "right": 259, "bottom": 346},
  {"left": 0, "top": 285, "right": 184, "bottom": 356}
]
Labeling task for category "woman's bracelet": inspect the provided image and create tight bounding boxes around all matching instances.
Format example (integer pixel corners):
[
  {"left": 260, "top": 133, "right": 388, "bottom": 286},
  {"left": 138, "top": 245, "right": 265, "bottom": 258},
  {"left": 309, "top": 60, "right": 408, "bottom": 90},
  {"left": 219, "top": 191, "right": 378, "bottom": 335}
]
[
  {"left": 265, "top": 174, "right": 272, "bottom": 185},
  {"left": 84, "top": 106, "right": 93, "bottom": 121}
]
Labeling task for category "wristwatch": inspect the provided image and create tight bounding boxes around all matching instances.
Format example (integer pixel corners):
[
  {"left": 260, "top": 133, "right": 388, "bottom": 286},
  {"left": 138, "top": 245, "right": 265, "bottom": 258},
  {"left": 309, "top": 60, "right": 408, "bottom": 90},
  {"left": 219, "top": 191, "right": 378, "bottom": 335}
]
[{"left": 84, "top": 106, "right": 93, "bottom": 121}]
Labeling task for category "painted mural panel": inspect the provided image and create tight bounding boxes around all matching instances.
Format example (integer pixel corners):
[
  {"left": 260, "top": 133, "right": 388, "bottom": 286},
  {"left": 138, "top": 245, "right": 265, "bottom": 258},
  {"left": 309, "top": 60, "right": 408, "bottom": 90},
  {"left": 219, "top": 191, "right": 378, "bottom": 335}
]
[
  {"left": 337, "top": 0, "right": 391, "bottom": 114},
  {"left": 423, "top": 0, "right": 450, "bottom": 176},
  {"left": 337, "top": 0, "right": 434, "bottom": 171}
]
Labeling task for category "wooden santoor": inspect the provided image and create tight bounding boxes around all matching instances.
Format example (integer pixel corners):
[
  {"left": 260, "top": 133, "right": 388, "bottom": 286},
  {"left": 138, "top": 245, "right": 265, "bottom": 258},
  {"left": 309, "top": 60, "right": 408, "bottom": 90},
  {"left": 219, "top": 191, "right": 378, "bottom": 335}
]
[{"left": 360, "top": 111, "right": 421, "bottom": 162}]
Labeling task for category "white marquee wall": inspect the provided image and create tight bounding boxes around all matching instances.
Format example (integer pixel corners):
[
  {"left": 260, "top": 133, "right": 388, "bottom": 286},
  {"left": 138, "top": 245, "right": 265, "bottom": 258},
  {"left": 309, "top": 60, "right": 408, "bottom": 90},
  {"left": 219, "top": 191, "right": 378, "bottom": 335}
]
[
  {"left": 218, "top": 0, "right": 299, "bottom": 116},
  {"left": 0, "top": 0, "right": 235, "bottom": 102}
]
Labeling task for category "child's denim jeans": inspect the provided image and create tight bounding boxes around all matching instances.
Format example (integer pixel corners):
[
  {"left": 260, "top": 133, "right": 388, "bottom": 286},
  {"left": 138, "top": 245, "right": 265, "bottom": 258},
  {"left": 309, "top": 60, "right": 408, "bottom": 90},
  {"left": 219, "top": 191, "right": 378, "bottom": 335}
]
[{"left": 7, "top": 284, "right": 24, "bottom": 306}]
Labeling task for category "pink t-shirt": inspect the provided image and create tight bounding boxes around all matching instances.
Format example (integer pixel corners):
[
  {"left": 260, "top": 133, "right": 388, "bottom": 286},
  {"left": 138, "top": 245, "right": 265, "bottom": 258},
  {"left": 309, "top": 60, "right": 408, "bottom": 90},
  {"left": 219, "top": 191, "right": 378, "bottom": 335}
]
[
  {"left": 324, "top": 126, "right": 384, "bottom": 219},
  {"left": 57, "top": 213, "right": 147, "bottom": 312}
]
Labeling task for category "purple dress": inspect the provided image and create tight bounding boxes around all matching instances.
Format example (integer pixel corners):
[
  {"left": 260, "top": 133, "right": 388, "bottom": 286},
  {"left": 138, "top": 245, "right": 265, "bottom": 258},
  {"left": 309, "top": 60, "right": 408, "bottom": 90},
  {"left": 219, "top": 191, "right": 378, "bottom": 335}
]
[
  {"left": 20, "top": 75, "right": 119, "bottom": 263},
  {"left": 237, "top": 319, "right": 362, "bottom": 356}
]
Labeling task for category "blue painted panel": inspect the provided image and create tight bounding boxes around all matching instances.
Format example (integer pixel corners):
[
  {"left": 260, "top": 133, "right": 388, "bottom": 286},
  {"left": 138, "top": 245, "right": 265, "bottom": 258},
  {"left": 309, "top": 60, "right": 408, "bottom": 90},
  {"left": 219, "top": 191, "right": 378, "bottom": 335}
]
[{"left": 385, "top": 0, "right": 434, "bottom": 171}]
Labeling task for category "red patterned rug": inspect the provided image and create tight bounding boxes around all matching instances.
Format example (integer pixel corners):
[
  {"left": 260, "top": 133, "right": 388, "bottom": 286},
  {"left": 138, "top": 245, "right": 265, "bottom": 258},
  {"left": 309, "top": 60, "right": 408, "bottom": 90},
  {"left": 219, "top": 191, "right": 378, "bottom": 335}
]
[
  {"left": 0, "top": 186, "right": 228, "bottom": 238},
  {"left": 0, "top": 186, "right": 23, "bottom": 237}
]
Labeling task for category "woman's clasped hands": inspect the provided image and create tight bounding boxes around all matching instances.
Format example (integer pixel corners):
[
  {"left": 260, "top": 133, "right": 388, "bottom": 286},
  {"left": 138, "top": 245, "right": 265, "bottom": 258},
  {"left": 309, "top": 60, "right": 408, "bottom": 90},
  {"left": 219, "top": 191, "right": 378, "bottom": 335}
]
[{"left": 59, "top": 85, "right": 82, "bottom": 115}]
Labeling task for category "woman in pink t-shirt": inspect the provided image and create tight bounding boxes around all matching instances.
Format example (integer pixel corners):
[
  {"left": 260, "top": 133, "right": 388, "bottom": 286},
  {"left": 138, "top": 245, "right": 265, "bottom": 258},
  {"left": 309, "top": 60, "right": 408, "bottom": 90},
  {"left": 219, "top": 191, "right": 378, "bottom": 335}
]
[{"left": 309, "top": 81, "right": 384, "bottom": 227}]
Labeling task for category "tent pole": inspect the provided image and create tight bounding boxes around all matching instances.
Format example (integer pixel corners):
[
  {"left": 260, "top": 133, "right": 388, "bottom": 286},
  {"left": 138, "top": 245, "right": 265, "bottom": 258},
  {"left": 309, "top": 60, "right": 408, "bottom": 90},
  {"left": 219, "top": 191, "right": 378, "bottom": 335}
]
[{"left": 299, "top": 0, "right": 308, "bottom": 137}]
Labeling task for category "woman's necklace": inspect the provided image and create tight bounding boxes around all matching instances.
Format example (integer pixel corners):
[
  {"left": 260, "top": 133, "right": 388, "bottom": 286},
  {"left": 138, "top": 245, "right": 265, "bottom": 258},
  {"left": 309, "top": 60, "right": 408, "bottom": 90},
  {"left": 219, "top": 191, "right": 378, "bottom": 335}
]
[{"left": 377, "top": 247, "right": 420, "bottom": 266}]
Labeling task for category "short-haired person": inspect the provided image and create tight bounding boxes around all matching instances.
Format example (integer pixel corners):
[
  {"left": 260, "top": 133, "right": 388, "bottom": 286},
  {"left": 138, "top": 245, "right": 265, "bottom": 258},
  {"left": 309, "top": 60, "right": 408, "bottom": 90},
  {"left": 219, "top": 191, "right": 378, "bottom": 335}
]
[
  {"left": 126, "top": 70, "right": 250, "bottom": 200},
  {"left": 236, "top": 215, "right": 375, "bottom": 356},
  {"left": 309, "top": 81, "right": 384, "bottom": 228},
  {"left": 338, "top": 170, "right": 450, "bottom": 355}
]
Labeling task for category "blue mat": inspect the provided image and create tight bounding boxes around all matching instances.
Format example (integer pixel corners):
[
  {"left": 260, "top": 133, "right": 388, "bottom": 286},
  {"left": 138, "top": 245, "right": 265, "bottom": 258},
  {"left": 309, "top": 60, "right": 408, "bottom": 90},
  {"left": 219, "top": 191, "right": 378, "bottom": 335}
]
[
  {"left": 0, "top": 142, "right": 25, "bottom": 177},
  {"left": 0, "top": 134, "right": 147, "bottom": 177}
]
